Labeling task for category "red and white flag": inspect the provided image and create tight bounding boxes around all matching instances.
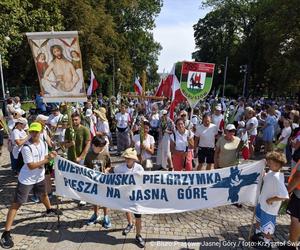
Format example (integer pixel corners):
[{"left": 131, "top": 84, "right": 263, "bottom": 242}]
[
  {"left": 169, "top": 65, "right": 187, "bottom": 120},
  {"left": 133, "top": 77, "right": 143, "bottom": 95},
  {"left": 87, "top": 69, "right": 99, "bottom": 96}
]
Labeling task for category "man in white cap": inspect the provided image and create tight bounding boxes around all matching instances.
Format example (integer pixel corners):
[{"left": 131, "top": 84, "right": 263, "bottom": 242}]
[
  {"left": 47, "top": 106, "right": 63, "bottom": 130},
  {"left": 212, "top": 104, "right": 224, "bottom": 133}
]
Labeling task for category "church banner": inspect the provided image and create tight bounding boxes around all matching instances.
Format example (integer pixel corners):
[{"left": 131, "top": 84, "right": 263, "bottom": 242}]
[
  {"left": 180, "top": 61, "right": 215, "bottom": 107},
  {"left": 54, "top": 156, "right": 264, "bottom": 214},
  {"left": 26, "top": 31, "right": 87, "bottom": 103}
]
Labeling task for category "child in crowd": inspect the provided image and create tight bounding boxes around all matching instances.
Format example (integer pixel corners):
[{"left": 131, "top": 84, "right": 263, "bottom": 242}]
[
  {"left": 251, "top": 151, "right": 289, "bottom": 248},
  {"left": 110, "top": 148, "right": 145, "bottom": 248},
  {"left": 84, "top": 136, "right": 112, "bottom": 228}
]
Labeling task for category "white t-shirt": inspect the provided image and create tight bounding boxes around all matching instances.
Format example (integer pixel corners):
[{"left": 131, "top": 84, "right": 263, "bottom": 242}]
[
  {"left": 191, "top": 115, "right": 201, "bottom": 127},
  {"left": 96, "top": 120, "right": 110, "bottom": 144},
  {"left": 18, "top": 140, "right": 48, "bottom": 185},
  {"left": 132, "top": 134, "right": 155, "bottom": 160},
  {"left": 114, "top": 162, "right": 144, "bottom": 173},
  {"left": 212, "top": 114, "right": 224, "bottom": 131},
  {"left": 11, "top": 128, "right": 27, "bottom": 159},
  {"left": 47, "top": 114, "right": 63, "bottom": 127},
  {"left": 170, "top": 130, "right": 194, "bottom": 151},
  {"left": 280, "top": 127, "right": 292, "bottom": 145},
  {"left": 195, "top": 123, "right": 218, "bottom": 148},
  {"left": 246, "top": 117, "right": 258, "bottom": 136},
  {"left": 150, "top": 113, "right": 160, "bottom": 128},
  {"left": 115, "top": 112, "right": 130, "bottom": 128},
  {"left": 258, "top": 171, "right": 289, "bottom": 215}
]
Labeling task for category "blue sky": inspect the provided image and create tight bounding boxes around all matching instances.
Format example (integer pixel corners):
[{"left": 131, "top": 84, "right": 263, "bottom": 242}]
[{"left": 153, "top": 0, "right": 209, "bottom": 72}]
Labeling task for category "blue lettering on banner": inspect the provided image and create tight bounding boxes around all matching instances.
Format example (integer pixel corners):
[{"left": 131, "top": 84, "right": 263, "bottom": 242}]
[
  {"left": 142, "top": 172, "right": 222, "bottom": 185},
  {"left": 58, "top": 159, "right": 137, "bottom": 186},
  {"left": 63, "top": 177, "right": 97, "bottom": 195},
  {"left": 129, "top": 189, "right": 169, "bottom": 201},
  {"left": 106, "top": 187, "right": 121, "bottom": 198},
  {"left": 177, "top": 187, "right": 207, "bottom": 200}
]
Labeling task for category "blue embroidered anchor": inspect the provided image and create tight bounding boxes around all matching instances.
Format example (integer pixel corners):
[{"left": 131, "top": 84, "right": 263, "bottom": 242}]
[{"left": 212, "top": 166, "right": 260, "bottom": 203}]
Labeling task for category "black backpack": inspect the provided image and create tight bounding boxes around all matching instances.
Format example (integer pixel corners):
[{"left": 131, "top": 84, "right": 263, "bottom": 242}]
[{"left": 15, "top": 145, "right": 32, "bottom": 173}]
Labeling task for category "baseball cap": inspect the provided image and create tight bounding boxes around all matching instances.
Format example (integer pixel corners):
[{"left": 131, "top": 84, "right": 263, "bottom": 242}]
[
  {"left": 13, "top": 117, "right": 28, "bottom": 125},
  {"left": 36, "top": 114, "right": 49, "bottom": 121},
  {"left": 28, "top": 122, "right": 43, "bottom": 132},
  {"left": 161, "top": 110, "right": 168, "bottom": 115},
  {"left": 225, "top": 124, "right": 236, "bottom": 131}
]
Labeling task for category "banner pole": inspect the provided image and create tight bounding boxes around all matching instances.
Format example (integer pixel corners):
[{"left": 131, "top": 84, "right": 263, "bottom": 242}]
[
  {"left": 56, "top": 194, "right": 61, "bottom": 228},
  {"left": 247, "top": 164, "right": 265, "bottom": 241}
]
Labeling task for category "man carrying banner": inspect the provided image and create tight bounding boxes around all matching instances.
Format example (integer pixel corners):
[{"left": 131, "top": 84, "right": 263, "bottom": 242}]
[
  {"left": 110, "top": 148, "right": 145, "bottom": 248},
  {"left": 84, "top": 136, "right": 112, "bottom": 228},
  {"left": 0, "top": 122, "right": 61, "bottom": 249}
]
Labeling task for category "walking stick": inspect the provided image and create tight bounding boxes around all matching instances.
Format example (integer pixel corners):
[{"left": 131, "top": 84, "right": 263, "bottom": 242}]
[
  {"left": 247, "top": 166, "right": 265, "bottom": 241},
  {"left": 56, "top": 194, "right": 61, "bottom": 228}
]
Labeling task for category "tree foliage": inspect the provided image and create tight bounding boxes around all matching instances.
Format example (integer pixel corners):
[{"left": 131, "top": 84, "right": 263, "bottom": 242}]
[
  {"left": 193, "top": 0, "right": 300, "bottom": 97},
  {"left": 0, "top": 0, "right": 162, "bottom": 97}
]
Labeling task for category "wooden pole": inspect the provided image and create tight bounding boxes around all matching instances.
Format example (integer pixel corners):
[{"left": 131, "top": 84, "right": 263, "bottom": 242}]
[{"left": 247, "top": 167, "right": 265, "bottom": 241}]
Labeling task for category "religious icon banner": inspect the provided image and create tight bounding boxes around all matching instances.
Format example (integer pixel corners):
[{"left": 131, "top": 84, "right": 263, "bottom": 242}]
[{"left": 26, "top": 31, "right": 87, "bottom": 103}]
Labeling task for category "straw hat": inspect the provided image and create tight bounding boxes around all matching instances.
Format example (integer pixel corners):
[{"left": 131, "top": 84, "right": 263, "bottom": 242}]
[
  {"left": 122, "top": 148, "right": 139, "bottom": 161},
  {"left": 94, "top": 107, "right": 108, "bottom": 121}
]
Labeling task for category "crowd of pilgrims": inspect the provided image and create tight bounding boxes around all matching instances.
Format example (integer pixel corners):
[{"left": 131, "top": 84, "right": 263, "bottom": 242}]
[{"left": 1, "top": 94, "right": 300, "bottom": 249}]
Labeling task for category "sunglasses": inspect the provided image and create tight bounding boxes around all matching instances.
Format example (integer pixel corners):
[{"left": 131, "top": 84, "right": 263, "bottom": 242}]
[{"left": 227, "top": 130, "right": 236, "bottom": 133}]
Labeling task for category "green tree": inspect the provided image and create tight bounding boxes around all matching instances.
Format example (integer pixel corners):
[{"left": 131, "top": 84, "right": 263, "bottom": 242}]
[{"left": 0, "top": 0, "right": 64, "bottom": 96}]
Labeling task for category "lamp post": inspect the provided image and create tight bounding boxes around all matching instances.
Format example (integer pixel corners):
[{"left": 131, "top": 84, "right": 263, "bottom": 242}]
[
  {"left": 240, "top": 64, "right": 248, "bottom": 97},
  {"left": 0, "top": 36, "right": 11, "bottom": 101}
]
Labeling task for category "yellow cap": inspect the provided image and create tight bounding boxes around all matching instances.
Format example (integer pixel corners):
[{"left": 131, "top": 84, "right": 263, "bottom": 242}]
[{"left": 28, "top": 122, "right": 43, "bottom": 132}]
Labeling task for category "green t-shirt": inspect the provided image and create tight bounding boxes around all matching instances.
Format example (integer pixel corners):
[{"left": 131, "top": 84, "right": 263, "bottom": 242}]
[
  {"left": 65, "top": 125, "right": 90, "bottom": 162},
  {"left": 84, "top": 149, "right": 111, "bottom": 170}
]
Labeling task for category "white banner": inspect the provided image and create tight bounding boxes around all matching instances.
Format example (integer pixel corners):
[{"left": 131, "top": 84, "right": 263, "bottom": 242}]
[{"left": 54, "top": 156, "right": 264, "bottom": 214}]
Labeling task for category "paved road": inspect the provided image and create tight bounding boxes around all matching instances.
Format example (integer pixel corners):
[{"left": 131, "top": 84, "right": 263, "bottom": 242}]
[{"left": 0, "top": 141, "right": 291, "bottom": 250}]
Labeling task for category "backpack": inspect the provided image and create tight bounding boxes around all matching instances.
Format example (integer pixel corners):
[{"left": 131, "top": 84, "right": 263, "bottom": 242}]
[
  {"left": 15, "top": 140, "right": 47, "bottom": 173},
  {"left": 15, "top": 145, "right": 32, "bottom": 173}
]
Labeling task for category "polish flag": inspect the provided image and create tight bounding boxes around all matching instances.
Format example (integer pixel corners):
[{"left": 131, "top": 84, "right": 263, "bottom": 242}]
[
  {"left": 169, "top": 65, "right": 186, "bottom": 120},
  {"left": 133, "top": 77, "right": 143, "bottom": 95},
  {"left": 155, "top": 78, "right": 164, "bottom": 97},
  {"left": 155, "top": 66, "right": 175, "bottom": 98},
  {"left": 87, "top": 69, "right": 99, "bottom": 96}
]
